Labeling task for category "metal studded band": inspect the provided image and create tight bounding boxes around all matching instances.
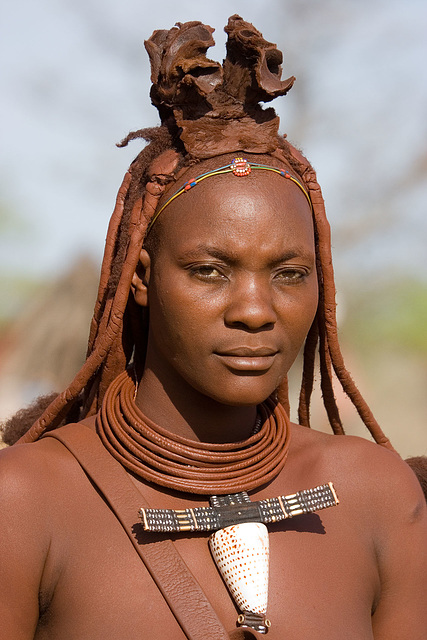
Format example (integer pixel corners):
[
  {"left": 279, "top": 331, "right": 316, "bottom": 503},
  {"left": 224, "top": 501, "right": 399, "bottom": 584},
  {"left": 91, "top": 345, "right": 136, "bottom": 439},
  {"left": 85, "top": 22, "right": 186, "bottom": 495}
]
[
  {"left": 139, "top": 482, "right": 339, "bottom": 533},
  {"left": 237, "top": 611, "right": 271, "bottom": 633}
]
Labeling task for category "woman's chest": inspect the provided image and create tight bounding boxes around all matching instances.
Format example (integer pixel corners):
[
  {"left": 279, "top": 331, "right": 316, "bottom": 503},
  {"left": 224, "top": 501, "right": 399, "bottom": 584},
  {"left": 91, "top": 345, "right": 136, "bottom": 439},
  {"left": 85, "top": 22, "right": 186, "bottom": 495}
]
[{"left": 40, "top": 485, "right": 378, "bottom": 640}]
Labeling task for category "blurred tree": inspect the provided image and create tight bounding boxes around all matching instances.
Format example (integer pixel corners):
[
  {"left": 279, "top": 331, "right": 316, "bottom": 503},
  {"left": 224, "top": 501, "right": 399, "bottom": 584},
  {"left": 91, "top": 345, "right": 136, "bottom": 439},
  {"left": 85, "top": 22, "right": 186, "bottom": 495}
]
[{"left": 0, "top": 257, "right": 99, "bottom": 422}]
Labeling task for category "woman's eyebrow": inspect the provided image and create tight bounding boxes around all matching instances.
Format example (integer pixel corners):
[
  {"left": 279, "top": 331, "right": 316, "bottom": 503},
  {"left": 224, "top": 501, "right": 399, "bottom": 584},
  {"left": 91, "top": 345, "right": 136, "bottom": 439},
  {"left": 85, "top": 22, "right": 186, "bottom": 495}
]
[
  {"left": 180, "top": 246, "right": 238, "bottom": 262},
  {"left": 180, "top": 245, "right": 315, "bottom": 265},
  {"left": 269, "top": 249, "right": 315, "bottom": 266}
]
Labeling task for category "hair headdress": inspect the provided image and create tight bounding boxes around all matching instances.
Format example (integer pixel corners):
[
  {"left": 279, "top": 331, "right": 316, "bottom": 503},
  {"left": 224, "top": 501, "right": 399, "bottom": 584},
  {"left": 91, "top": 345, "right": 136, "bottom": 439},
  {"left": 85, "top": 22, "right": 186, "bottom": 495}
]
[
  {"left": 145, "top": 14, "right": 295, "bottom": 158},
  {"left": 14, "top": 15, "right": 394, "bottom": 456}
]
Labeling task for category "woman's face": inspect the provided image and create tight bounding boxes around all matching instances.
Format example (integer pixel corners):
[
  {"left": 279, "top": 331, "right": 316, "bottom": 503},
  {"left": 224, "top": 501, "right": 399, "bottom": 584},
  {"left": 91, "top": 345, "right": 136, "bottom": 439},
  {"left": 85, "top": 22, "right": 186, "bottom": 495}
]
[{"left": 139, "top": 158, "right": 318, "bottom": 407}]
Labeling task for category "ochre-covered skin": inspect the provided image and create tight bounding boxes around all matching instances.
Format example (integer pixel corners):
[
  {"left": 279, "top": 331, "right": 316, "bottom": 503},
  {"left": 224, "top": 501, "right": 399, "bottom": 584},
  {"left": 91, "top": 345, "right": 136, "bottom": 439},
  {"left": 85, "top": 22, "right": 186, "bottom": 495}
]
[
  {"left": 1, "top": 418, "right": 425, "bottom": 639},
  {"left": 1, "top": 16, "right": 426, "bottom": 640}
]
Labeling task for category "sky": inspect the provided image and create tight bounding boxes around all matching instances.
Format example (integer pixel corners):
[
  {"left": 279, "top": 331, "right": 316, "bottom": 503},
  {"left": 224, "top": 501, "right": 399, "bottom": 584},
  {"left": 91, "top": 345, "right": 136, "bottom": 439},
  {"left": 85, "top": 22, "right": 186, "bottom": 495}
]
[{"left": 1, "top": 0, "right": 427, "bottom": 284}]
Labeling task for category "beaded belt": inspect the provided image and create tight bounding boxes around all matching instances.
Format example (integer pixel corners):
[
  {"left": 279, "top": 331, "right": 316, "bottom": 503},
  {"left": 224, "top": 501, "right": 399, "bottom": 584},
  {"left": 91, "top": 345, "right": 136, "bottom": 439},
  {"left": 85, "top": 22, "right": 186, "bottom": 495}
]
[{"left": 139, "top": 482, "right": 338, "bottom": 532}]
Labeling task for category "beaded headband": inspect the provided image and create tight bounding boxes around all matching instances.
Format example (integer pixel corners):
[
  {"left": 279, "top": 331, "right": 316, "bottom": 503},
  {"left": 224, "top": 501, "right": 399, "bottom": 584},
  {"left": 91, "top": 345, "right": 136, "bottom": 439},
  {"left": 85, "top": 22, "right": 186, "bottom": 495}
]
[{"left": 146, "top": 157, "right": 312, "bottom": 234}]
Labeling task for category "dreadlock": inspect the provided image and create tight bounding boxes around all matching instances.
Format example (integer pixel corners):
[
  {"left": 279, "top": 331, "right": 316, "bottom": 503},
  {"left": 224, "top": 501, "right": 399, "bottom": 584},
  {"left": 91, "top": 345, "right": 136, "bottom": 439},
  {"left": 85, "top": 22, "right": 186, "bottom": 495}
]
[{"left": 12, "top": 15, "right": 394, "bottom": 455}]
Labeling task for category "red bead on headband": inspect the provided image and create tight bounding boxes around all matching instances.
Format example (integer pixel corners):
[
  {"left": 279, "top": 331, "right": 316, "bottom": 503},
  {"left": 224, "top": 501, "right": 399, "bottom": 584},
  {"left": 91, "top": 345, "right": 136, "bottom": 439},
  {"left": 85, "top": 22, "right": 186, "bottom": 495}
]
[{"left": 231, "top": 158, "right": 252, "bottom": 176}]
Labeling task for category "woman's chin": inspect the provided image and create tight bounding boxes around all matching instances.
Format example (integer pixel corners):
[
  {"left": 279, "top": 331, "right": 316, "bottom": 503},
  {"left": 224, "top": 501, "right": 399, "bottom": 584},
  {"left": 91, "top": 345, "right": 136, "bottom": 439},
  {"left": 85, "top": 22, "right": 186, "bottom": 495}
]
[{"left": 205, "top": 381, "right": 280, "bottom": 408}]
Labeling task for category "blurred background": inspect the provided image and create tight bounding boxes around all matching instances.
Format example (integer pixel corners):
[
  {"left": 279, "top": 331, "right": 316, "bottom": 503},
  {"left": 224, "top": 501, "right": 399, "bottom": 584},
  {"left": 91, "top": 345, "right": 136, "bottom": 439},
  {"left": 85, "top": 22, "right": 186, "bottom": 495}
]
[{"left": 0, "top": 0, "right": 426, "bottom": 455}]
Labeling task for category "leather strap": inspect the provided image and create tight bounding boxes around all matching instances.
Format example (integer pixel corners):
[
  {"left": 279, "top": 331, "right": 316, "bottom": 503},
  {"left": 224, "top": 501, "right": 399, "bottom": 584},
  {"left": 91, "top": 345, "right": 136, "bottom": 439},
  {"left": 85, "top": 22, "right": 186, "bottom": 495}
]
[{"left": 44, "top": 423, "right": 230, "bottom": 640}]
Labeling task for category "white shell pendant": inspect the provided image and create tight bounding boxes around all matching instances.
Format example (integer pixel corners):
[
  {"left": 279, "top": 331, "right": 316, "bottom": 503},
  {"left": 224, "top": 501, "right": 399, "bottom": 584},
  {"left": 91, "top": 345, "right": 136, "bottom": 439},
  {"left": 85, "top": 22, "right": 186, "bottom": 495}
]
[{"left": 209, "top": 522, "right": 269, "bottom": 616}]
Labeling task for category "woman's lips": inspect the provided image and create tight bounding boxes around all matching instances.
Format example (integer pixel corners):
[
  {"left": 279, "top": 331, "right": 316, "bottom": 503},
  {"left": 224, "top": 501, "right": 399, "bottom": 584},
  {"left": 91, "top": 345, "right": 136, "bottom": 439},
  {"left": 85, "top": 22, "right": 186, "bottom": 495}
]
[{"left": 214, "top": 348, "right": 278, "bottom": 371}]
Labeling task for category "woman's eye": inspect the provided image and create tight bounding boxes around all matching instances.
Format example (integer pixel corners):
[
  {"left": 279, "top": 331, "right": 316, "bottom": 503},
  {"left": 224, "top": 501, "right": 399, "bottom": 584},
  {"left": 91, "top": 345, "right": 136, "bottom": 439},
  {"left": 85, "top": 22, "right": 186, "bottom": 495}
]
[
  {"left": 275, "top": 269, "right": 307, "bottom": 283},
  {"left": 191, "top": 265, "right": 225, "bottom": 280}
]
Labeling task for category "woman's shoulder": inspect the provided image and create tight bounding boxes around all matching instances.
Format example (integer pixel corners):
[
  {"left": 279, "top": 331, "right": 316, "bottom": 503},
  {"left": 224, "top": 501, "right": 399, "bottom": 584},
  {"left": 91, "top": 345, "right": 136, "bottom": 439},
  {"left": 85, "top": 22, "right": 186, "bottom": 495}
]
[
  {"left": 290, "top": 422, "right": 426, "bottom": 529},
  {"left": 0, "top": 420, "right": 96, "bottom": 503}
]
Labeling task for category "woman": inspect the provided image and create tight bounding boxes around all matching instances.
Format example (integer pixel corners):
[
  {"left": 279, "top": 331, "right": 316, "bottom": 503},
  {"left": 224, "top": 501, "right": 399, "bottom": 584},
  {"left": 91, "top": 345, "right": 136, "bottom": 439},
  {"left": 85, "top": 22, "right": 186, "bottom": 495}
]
[{"left": 1, "top": 16, "right": 425, "bottom": 639}]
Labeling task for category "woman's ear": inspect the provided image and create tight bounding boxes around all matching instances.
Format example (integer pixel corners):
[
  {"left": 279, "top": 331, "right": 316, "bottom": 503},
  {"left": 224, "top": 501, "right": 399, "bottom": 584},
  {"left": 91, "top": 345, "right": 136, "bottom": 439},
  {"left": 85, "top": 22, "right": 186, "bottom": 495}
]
[{"left": 131, "top": 248, "right": 151, "bottom": 307}]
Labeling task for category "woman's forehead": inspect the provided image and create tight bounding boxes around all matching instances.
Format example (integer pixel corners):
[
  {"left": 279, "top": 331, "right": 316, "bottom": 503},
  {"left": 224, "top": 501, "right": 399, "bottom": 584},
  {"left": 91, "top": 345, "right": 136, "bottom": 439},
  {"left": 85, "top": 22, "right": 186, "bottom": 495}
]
[{"left": 154, "top": 168, "right": 314, "bottom": 254}]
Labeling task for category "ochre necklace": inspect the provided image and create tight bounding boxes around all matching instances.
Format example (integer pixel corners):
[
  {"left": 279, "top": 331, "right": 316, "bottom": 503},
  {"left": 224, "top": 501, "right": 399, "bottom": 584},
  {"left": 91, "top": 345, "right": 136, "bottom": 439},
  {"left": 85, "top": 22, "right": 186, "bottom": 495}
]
[{"left": 95, "top": 369, "right": 291, "bottom": 495}]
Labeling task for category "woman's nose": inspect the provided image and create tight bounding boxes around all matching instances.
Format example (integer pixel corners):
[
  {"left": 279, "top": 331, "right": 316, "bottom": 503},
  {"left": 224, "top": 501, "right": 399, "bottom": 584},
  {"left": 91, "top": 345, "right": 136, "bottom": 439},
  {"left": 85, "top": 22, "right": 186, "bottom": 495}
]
[{"left": 224, "top": 276, "right": 277, "bottom": 331}]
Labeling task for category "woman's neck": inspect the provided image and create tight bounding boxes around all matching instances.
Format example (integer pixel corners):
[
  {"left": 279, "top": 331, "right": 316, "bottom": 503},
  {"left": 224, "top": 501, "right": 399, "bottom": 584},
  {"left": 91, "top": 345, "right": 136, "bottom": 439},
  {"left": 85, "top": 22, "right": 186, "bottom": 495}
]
[{"left": 135, "top": 363, "right": 258, "bottom": 444}]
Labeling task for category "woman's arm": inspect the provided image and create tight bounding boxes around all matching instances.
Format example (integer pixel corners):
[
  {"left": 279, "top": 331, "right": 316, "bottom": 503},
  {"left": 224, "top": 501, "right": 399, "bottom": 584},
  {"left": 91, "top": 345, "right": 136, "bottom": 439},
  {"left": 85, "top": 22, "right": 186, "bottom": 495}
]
[
  {"left": 371, "top": 453, "right": 427, "bottom": 639},
  {"left": 0, "top": 445, "right": 51, "bottom": 639}
]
